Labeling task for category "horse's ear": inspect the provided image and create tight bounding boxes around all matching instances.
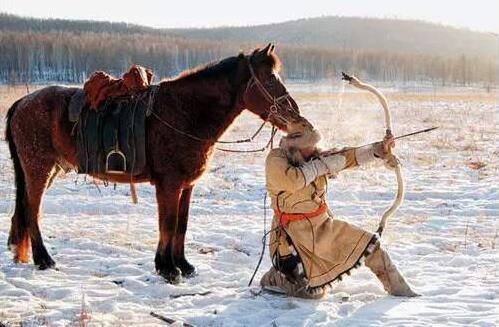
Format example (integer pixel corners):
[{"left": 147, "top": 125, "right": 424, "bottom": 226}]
[
  {"left": 261, "top": 43, "right": 272, "bottom": 56},
  {"left": 269, "top": 44, "right": 275, "bottom": 54}
]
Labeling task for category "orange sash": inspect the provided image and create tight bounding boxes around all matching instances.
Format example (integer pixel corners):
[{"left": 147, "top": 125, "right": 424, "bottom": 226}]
[{"left": 274, "top": 203, "right": 327, "bottom": 226}]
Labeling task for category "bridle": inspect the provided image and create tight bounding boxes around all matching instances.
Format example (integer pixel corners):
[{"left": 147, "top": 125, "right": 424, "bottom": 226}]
[{"left": 244, "top": 56, "right": 300, "bottom": 127}]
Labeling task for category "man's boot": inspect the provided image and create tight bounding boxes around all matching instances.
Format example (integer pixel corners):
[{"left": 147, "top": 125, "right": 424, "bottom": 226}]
[
  {"left": 364, "top": 244, "right": 420, "bottom": 297},
  {"left": 260, "top": 267, "right": 326, "bottom": 299}
]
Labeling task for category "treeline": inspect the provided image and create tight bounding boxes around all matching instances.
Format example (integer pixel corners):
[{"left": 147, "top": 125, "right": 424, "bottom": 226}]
[
  {"left": 276, "top": 47, "right": 495, "bottom": 86},
  {"left": 0, "top": 31, "right": 230, "bottom": 83},
  {"left": 0, "top": 14, "right": 495, "bottom": 86}
]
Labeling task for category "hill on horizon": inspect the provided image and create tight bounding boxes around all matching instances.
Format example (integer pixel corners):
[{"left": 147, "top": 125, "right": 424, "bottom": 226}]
[{"left": 167, "top": 16, "right": 496, "bottom": 59}]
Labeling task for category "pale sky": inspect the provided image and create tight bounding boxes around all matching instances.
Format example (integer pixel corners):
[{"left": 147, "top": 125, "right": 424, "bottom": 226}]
[{"left": 1, "top": 0, "right": 497, "bottom": 33}]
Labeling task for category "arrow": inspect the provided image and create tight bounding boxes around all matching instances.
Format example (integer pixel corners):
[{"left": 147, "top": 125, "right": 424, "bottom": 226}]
[{"left": 321, "top": 126, "right": 438, "bottom": 156}]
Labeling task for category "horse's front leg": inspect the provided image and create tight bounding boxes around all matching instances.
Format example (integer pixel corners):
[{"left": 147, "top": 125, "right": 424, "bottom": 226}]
[
  {"left": 173, "top": 186, "right": 195, "bottom": 276},
  {"left": 154, "top": 179, "right": 182, "bottom": 284}
]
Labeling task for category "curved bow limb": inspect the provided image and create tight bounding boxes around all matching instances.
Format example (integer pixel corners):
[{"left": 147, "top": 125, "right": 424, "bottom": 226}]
[{"left": 342, "top": 72, "right": 405, "bottom": 236}]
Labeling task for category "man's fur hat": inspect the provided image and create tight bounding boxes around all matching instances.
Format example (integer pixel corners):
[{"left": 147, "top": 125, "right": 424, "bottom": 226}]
[{"left": 279, "top": 119, "right": 322, "bottom": 165}]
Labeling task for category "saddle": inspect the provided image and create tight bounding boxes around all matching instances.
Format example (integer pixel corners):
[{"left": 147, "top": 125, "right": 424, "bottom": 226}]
[
  {"left": 84, "top": 65, "right": 153, "bottom": 110},
  {"left": 68, "top": 65, "right": 157, "bottom": 181}
]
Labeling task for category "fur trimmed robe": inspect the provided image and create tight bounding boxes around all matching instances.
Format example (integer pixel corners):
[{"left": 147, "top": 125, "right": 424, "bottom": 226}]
[{"left": 266, "top": 148, "right": 377, "bottom": 288}]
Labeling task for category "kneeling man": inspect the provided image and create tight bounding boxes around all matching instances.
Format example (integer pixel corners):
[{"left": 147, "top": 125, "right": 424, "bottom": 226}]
[{"left": 261, "top": 121, "right": 418, "bottom": 299}]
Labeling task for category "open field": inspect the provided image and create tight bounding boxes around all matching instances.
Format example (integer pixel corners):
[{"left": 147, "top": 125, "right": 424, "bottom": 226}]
[{"left": 0, "top": 83, "right": 497, "bottom": 326}]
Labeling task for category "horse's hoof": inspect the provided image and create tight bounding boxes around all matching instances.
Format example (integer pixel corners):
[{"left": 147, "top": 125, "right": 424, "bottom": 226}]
[
  {"left": 175, "top": 257, "right": 196, "bottom": 277},
  {"left": 158, "top": 267, "right": 182, "bottom": 284},
  {"left": 36, "top": 257, "right": 56, "bottom": 270}
]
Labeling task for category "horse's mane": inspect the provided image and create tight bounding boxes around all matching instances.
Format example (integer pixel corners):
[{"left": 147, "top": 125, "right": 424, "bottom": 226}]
[
  {"left": 175, "top": 55, "right": 242, "bottom": 81},
  {"left": 162, "top": 49, "right": 281, "bottom": 84}
]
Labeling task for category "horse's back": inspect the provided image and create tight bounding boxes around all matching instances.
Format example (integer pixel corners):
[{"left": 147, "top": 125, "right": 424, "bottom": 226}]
[
  {"left": 17, "top": 85, "right": 78, "bottom": 109},
  {"left": 8, "top": 85, "right": 80, "bottom": 161},
  {"left": 9, "top": 86, "right": 78, "bottom": 128}
]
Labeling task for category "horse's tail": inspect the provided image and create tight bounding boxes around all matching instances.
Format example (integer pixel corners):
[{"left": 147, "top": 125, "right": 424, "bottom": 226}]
[{"left": 5, "top": 98, "right": 27, "bottom": 247}]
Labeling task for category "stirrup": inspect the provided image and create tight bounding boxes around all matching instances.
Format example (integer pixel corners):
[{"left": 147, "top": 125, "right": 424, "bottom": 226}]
[
  {"left": 106, "top": 149, "right": 126, "bottom": 174},
  {"left": 106, "top": 130, "right": 127, "bottom": 174}
]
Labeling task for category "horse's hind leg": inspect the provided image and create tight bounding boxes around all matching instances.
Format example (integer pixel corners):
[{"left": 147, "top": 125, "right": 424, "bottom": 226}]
[
  {"left": 6, "top": 89, "right": 64, "bottom": 269},
  {"left": 173, "top": 186, "right": 196, "bottom": 276},
  {"left": 8, "top": 156, "right": 58, "bottom": 268},
  {"left": 7, "top": 170, "right": 29, "bottom": 263},
  {"left": 24, "top": 161, "right": 59, "bottom": 269}
]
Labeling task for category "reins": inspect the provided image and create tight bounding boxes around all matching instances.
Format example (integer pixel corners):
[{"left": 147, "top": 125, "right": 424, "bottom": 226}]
[
  {"left": 150, "top": 109, "right": 268, "bottom": 145},
  {"left": 248, "top": 192, "right": 271, "bottom": 287},
  {"left": 216, "top": 125, "right": 278, "bottom": 153}
]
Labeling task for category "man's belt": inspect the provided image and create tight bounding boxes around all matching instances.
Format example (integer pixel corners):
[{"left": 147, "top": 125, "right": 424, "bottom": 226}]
[{"left": 274, "top": 203, "right": 327, "bottom": 226}]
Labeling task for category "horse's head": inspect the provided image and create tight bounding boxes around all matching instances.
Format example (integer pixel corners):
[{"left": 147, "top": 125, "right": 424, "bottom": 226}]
[{"left": 241, "top": 44, "right": 309, "bottom": 132}]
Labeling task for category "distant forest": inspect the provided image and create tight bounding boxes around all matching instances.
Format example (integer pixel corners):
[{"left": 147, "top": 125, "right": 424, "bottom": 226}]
[{"left": 0, "top": 14, "right": 496, "bottom": 86}]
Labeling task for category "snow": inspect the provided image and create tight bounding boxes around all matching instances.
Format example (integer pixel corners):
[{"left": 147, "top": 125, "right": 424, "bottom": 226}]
[{"left": 0, "top": 84, "right": 498, "bottom": 326}]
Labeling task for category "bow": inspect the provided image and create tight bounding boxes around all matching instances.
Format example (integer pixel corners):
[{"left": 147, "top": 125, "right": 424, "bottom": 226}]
[{"left": 341, "top": 72, "right": 405, "bottom": 236}]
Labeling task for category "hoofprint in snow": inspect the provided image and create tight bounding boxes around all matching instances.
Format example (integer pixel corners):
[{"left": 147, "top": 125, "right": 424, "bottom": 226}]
[{"left": 0, "top": 84, "right": 497, "bottom": 326}]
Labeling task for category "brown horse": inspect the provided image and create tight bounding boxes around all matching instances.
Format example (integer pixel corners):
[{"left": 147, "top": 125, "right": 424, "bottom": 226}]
[{"left": 5, "top": 44, "right": 306, "bottom": 283}]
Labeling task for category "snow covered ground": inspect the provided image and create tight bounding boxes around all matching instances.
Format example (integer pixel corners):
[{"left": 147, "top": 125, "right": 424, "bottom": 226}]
[{"left": 0, "top": 84, "right": 497, "bottom": 326}]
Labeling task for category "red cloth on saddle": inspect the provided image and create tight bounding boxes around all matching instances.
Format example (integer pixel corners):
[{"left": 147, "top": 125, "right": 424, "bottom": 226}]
[{"left": 84, "top": 65, "right": 154, "bottom": 110}]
